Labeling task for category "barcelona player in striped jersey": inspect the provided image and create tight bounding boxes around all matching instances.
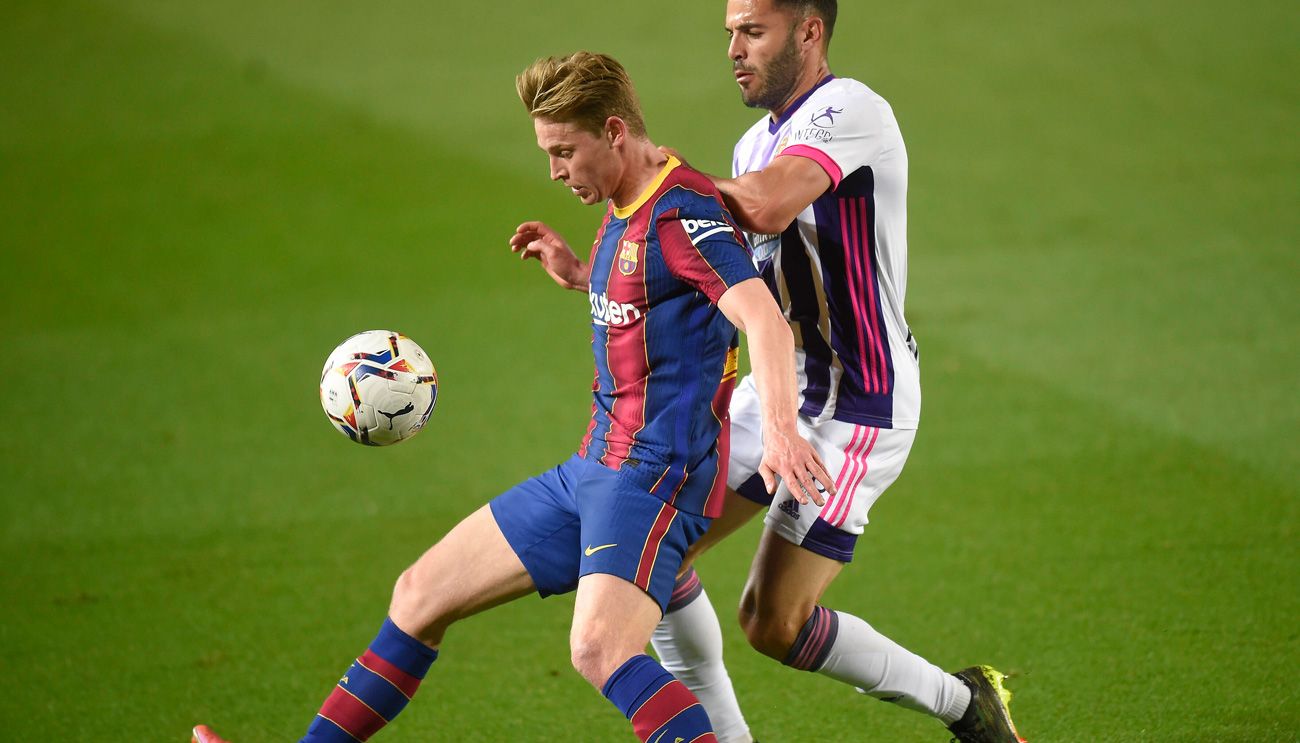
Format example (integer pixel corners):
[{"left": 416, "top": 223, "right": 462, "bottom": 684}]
[{"left": 191, "top": 52, "right": 834, "bottom": 743}]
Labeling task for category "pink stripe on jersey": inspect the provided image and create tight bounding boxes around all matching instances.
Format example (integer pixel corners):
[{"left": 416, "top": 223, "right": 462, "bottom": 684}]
[
  {"left": 831, "top": 427, "right": 879, "bottom": 527},
  {"left": 779, "top": 144, "right": 843, "bottom": 189},
  {"left": 840, "top": 201, "right": 878, "bottom": 394},
  {"left": 850, "top": 198, "right": 881, "bottom": 393},
  {"left": 858, "top": 197, "right": 890, "bottom": 393}
]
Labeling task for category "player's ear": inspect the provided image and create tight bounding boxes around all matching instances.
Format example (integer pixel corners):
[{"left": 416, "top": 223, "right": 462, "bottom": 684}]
[
  {"left": 604, "top": 116, "right": 626, "bottom": 148},
  {"left": 802, "top": 15, "right": 823, "bottom": 49}
]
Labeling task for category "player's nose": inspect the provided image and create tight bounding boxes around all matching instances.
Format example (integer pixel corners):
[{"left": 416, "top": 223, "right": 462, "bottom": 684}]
[{"left": 728, "top": 35, "right": 744, "bottom": 61}]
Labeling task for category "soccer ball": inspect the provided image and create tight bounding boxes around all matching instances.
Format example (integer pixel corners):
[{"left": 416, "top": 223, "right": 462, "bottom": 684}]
[{"left": 319, "top": 330, "right": 438, "bottom": 446}]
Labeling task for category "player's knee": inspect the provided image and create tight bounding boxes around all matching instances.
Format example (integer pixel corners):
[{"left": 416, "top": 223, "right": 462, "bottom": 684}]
[
  {"left": 737, "top": 589, "right": 804, "bottom": 660},
  {"left": 740, "top": 611, "right": 803, "bottom": 660},
  {"left": 388, "top": 563, "right": 454, "bottom": 644},
  {"left": 569, "top": 629, "right": 627, "bottom": 689}
]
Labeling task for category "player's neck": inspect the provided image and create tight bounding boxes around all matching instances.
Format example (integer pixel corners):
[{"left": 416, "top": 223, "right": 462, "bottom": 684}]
[
  {"left": 768, "top": 61, "right": 832, "bottom": 120},
  {"left": 611, "top": 140, "right": 670, "bottom": 211}
]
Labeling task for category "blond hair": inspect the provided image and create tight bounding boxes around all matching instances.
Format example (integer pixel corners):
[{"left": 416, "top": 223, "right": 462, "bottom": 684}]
[{"left": 516, "top": 52, "right": 647, "bottom": 138}]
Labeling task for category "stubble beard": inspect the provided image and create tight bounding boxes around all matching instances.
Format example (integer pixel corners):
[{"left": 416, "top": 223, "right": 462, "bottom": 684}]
[{"left": 739, "top": 30, "right": 802, "bottom": 111}]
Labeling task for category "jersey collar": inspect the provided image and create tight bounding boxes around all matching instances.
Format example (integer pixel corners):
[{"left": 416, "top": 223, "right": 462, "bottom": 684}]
[
  {"left": 612, "top": 155, "right": 680, "bottom": 219},
  {"left": 768, "top": 74, "right": 837, "bottom": 134}
]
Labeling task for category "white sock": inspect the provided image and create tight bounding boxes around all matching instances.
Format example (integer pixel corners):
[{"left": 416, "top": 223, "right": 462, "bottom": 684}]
[
  {"left": 816, "top": 610, "right": 970, "bottom": 724},
  {"left": 651, "top": 585, "right": 753, "bottom": 743}
]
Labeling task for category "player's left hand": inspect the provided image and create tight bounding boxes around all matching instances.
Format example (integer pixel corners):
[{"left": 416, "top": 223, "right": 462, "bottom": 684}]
[
  {"left": 509, "top": 221, "right": 590, "bottom": 291},
  {"left": 758, "top": 425, "right": 835, "bottom": 507}
]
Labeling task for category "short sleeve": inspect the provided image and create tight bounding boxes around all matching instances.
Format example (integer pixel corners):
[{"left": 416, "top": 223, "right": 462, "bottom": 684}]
[
  {"left": 657, "top": 203, "right": 758, "bottom": 304},
  {"left": 778, "top": 85, "right": 889, "bottom": 190}
]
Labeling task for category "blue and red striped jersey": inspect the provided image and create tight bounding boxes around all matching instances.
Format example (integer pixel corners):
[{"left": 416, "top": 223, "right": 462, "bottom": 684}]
[{"left": 578, "top": 157, "right": 758, "bottom": 518}]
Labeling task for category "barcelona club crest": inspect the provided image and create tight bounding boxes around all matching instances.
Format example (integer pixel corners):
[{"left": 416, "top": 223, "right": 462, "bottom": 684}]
[{"left": 618, "top": 240, "right": 640, "bottom": 276}]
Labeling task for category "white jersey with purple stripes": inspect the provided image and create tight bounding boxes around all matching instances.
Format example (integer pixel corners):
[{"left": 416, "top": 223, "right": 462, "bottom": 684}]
[{"left": 733, "top": 75, "right": 919, "bottom": 429}]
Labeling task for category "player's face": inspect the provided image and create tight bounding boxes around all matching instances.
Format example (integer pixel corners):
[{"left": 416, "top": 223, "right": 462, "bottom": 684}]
[
  {"left": 533, "top": 118, "right": 619, "bottom": 206},
  {"left": 725, "top": 0, "right": 803, "bottom": 111}
]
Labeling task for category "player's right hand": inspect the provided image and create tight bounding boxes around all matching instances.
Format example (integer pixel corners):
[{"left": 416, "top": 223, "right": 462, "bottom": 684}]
[
  {"left": 758, "top": 425, "right": 835, "bottom": 508},
  {"left": 509, "top": 221, "right": 590, "bottom": 291}
]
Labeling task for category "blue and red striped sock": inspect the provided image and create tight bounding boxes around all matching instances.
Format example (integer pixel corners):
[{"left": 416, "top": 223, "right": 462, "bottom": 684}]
[
  {"left": 302, "top": 618, "right": 438, "bottom": 742},
  {"left": 602, "top": 654, "right": 717, "bottom": 743}
]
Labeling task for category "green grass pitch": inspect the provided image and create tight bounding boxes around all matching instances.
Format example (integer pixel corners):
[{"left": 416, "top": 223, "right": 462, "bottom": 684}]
[{"left": 1, "top": 1, "right": 1296, "bottom": 740}]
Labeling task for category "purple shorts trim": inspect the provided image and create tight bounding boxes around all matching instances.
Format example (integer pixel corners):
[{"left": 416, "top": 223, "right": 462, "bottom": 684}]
[
  {"left": 735, "top": 472, "right": 773, "bottom": 506},
  {"left": 798, "top": 518, "right": 858, "bottom": 563}
]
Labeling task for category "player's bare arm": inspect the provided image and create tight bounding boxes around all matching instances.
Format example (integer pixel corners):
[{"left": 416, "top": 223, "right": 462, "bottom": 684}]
[
  {"left": 509, "top": 220, "right": 591, "bottom": 291},
  {"left": 715, "top": 155, "right": 830, "bottom": 235},
  {"left": 655, "top": 146, "right": 831, "bottom": 236},
  {"left": 717, "top": 277, "right": 834, "bottom": 506}
]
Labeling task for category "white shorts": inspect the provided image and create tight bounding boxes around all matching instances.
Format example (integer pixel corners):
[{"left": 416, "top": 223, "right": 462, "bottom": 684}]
[{"left": 726, "top": 375, "right": 916, "bottom": 562}]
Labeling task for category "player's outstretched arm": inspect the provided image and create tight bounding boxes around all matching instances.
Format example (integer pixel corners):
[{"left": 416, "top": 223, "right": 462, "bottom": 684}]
[
  {"left": 717, "top": 278, "right": 835, "bottom": 506},
  {"left": 715, "top": 156, "right": 831, "bottom": 235},
  {"left": 509, "top": 221, "right": 591, "bottom": 291},
  {"left": 657, "top": 147, "right": 830, "bottom": 236}
]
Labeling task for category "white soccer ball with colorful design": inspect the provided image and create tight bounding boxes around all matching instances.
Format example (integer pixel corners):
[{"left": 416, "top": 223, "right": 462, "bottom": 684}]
[{"left": 319, "top": 330, "right": 438, "bottom": 446}]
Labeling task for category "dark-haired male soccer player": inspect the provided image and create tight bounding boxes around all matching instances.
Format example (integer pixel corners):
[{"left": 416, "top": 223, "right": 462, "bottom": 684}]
[
  {"left": 647, "top": 2, "right": 1028, "bottom": 742},
  {"left": 192, "top": 51, "right": 835, "bottom": 743}
]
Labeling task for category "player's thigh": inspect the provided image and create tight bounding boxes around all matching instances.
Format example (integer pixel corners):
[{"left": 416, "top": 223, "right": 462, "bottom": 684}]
[
  {"left": 390, "top": 504, "right": 536, "bottom": 641},
  {"left": 762, "top": 425, "right": 916, "bottom": 564}
]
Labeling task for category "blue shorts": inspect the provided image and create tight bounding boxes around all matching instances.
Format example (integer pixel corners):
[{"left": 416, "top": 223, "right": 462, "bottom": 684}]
[{"left": 490, "top": 455, "right": 710, "bottom": 613}]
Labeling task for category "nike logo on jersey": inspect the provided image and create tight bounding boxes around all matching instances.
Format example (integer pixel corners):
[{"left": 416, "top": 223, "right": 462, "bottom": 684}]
[
  {"left": 590, "top": 291, "right": 643, "bottom": 327},
  {"left": 584, "top": 543, "right": 617, "bottom": 556},
  {"left": 680, "top": 219, "right": 735, "bottom": 245}
]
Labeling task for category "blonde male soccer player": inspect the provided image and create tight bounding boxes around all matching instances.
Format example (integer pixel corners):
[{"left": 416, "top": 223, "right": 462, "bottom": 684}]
[
  {"left": 647, "top": 2, "right": 1027, "bottom": 742},
  {"left": 192, "top": 52, "right": 835, "bottom": 743}
]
